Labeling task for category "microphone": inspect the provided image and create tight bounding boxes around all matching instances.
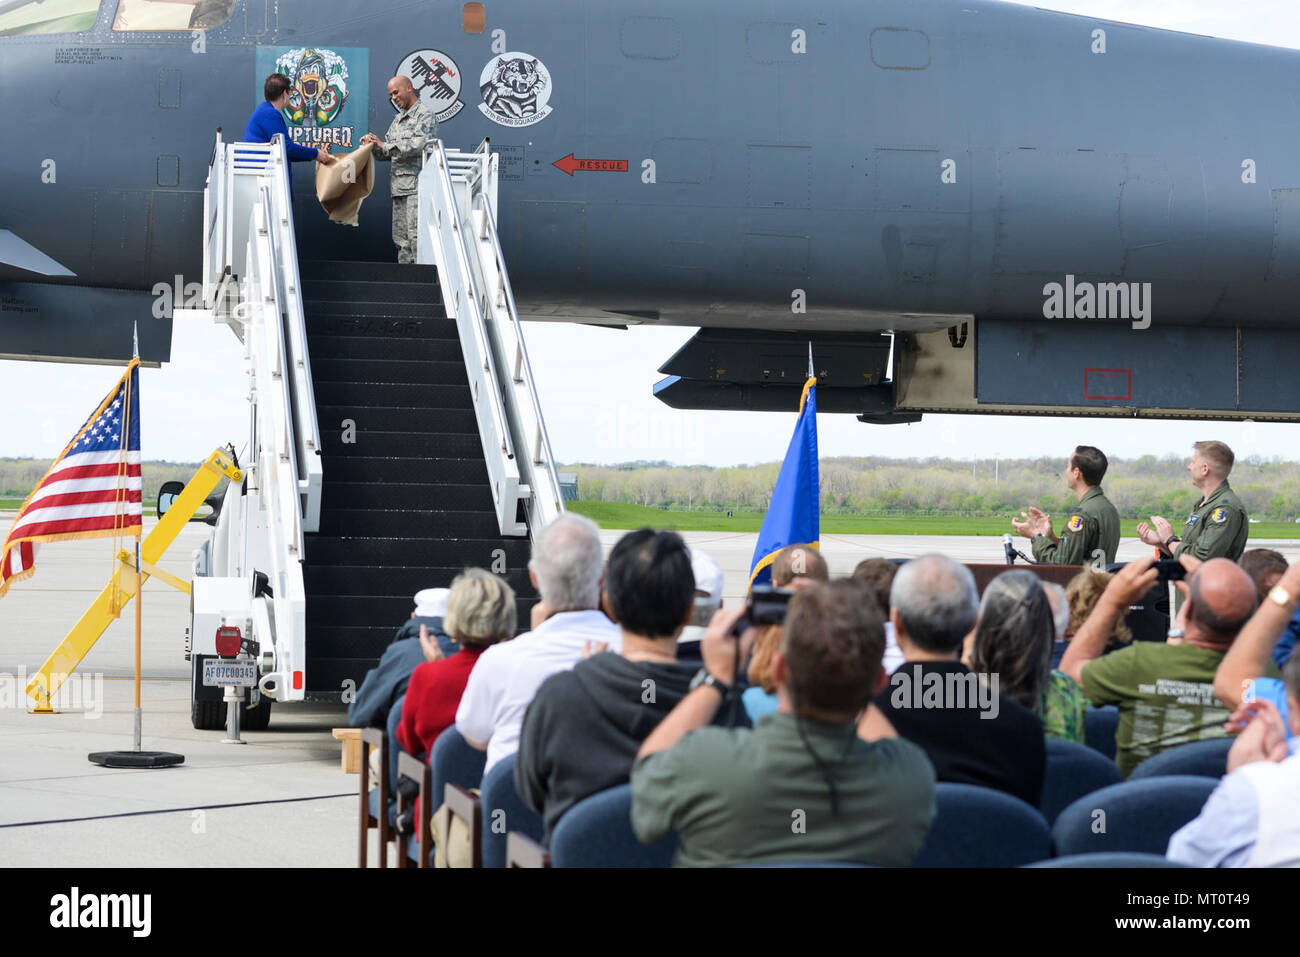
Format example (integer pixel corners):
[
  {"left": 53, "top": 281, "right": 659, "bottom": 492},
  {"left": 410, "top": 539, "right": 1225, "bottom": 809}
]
[{"left": 1002, "top": 533, "right": 1017, "bottom": 565}]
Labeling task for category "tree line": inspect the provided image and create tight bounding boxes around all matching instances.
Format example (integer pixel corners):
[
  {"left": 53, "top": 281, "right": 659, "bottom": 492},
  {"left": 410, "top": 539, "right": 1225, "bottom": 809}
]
[
  {"left": 564, "top": 454, "right": 1300, "bottom": 520},
  {"left": 1, "top": 458, "right": 201, "bottom": 506}
]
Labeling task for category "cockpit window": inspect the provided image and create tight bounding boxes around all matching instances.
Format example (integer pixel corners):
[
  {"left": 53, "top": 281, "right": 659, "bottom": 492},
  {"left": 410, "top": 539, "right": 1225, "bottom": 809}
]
[
  {"left": 0, "top": 0, "right": 100, "bottom": 37},
  {"left": 112, "top": 0, "right": 235, "bottom": 31}
]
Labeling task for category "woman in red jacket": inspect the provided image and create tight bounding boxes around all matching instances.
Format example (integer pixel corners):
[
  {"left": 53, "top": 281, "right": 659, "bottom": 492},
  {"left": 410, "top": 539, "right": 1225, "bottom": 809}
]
[{"left": 397, "top": 568, "right": 516, "bottom": 759}]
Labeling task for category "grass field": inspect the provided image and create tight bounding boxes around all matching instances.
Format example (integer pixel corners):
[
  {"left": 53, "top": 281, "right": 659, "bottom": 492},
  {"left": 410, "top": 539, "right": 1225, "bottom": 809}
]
[
  {"left": 567, "top": 500, "right": 1300, "bottom": 540},
  {"left": 4, "top": 495, "right": 1299, "bottom": 540}
]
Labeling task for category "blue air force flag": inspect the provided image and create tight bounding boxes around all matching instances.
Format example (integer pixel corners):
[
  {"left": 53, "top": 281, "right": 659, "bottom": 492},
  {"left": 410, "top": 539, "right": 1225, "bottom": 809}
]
[{"left": 748, "top": 376, "right": 820, "bottom": 589}]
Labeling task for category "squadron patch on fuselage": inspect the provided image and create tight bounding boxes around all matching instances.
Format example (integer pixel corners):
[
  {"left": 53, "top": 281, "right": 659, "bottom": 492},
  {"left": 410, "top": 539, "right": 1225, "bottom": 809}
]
[
  {"left": 395, "top": 49, "right": 465, "bottom": 123},
  {"left": 478, "top": 52, "right": 553, "bottom": 127}
]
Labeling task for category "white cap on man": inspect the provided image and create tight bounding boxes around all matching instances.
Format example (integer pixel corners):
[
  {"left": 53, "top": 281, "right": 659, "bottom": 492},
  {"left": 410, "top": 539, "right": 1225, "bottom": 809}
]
[
  {"left": 690, "top": 548, "right": 724, "bottom": 610},
  {"left": 414, "top": 587, "right": 450, "bottom": 619}
]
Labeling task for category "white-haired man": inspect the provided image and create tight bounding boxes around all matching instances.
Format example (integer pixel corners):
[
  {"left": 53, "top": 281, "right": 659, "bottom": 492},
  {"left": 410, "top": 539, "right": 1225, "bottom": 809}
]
[{"left": 455, "top": 514, "right": 620, "bottom": 774}]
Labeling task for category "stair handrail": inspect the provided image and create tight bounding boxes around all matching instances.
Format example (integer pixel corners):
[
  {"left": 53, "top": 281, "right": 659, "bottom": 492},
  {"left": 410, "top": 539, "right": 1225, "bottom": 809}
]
[
  {"left": 201, "top": 132, "right": 316, "bottom": 700},
  {"left": 242, "top": 186, "right": 307, "bottom": 697},
  {"left": 202, "top": 132, "right": 323, "bottom": 534},
  {"left": 468, "top": 187, "right": 566, "bottom": 531},
  {"left": 420, "top": 139, "right": 526, "bottom": 536}
]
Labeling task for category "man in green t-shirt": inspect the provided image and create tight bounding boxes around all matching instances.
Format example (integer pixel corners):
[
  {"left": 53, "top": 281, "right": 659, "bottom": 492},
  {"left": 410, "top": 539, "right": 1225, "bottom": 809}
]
[
  {"left": 1060, "top": 556, "right": 1270, "bottom": 776},
  {"left": 630, "top": 580, "right": 936, "bottom": 867}
]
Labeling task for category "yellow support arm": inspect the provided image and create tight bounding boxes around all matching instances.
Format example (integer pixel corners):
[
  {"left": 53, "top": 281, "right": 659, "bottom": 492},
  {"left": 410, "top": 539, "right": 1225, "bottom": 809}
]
[{"left": 26, "top": 449, "right": 243, "bottom": 712}]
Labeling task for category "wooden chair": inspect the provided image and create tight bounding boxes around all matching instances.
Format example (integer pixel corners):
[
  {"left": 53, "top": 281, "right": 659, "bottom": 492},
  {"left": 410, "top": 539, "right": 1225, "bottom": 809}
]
[
  {"left": 359, "top": 727, "right": 394, "bottom": 868},
  {"left": 506, "top": 832, "right": 552, "bottom": 868},
  {"left": 396, "top": 751, "right": 433, "bottom": 868},
  {"left": 443, "top": 783, "right": 484, "bottom": 868}
]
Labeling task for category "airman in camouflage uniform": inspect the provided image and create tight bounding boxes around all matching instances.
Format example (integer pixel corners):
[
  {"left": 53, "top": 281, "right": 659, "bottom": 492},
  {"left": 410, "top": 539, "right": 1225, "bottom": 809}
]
[
  {"left": 1013, "top": 445, "right": 1121, "bottom": 567},
  {"left": 1139, "top": 441, "right": 1249, "bottom": 561},
  {"left": 362, "top": 76, "right": 434, "bottom": 264}
]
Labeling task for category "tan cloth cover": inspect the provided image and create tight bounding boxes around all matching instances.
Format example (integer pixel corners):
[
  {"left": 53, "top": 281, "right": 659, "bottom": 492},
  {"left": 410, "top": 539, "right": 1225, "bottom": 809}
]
[{"left": 315, "top": 143, "right": 376, "bottom": 227}]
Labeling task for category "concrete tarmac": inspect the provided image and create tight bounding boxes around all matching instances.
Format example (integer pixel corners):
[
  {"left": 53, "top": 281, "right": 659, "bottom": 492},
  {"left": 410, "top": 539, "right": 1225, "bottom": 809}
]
[{"left": 2, "top": 512, "right": 1297, "bottom": 866}]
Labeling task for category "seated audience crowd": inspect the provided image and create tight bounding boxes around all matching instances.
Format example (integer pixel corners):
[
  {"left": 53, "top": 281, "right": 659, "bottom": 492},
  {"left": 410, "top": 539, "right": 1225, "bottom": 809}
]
[{"left": 350, "top": 516, "right": 1300, "bottom": 868}]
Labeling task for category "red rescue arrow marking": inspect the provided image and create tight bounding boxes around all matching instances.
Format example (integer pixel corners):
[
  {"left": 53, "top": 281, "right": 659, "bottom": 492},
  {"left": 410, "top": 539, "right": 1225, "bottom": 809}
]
[{"left": 553, "top": 153, "right": 630, "bottom": 176}]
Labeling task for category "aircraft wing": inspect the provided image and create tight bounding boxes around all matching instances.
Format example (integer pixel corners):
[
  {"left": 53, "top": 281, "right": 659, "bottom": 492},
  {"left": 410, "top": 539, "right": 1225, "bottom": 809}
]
[{"left": 0, "top": 230, "right": 74, "bottom": 277}]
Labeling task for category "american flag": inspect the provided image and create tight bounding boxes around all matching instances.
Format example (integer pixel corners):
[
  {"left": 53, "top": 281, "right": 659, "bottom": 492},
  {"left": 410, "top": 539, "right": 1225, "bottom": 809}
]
[{"left": 0, "top": 360, "right": 142, "bottom": 598}]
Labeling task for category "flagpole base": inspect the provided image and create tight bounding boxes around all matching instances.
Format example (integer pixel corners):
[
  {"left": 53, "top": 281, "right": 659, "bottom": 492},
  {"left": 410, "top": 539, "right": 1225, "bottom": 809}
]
[{"left": 88, "top": 751, "right": 184, "bottom": 769}]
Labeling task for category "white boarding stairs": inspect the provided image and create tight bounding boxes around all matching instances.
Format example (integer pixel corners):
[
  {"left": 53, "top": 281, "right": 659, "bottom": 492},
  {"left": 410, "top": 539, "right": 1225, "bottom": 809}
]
[
  {"left": 197, "top": 132, "right": 562, "bottom": 706},
  {"left": 418, "top": 138, "right": 565, "bottom": 538}
]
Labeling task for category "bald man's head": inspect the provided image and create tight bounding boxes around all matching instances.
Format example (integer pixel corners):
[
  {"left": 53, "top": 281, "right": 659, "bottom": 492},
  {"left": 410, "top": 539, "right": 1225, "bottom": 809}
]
[
  {"left": 387, "top": 75, "right": 417, "bottom": 109},
  {"left": 1185, "top": 558, "right": 1258, "bottom": 645}
]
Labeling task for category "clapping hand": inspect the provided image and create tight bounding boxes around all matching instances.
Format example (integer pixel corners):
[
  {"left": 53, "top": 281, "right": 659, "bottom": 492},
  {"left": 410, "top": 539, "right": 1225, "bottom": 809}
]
[
  {"left": 418, "top": 623, "right": 444, "bottom": 663},
  {"left": 1225, "top": 698, "right": 1290, "bottom": 772},
  {"left": 1137, "top": 515, "right": 1174, "bottom": 548},
  {"left": 1012, "top": 506, "right": 1052, "bottom": 540}
]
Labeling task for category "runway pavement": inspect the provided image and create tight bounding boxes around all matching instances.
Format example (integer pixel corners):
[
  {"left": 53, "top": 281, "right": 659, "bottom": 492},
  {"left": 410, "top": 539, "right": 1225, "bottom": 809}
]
[{"left": 2, "top": 512, "right": 1297, "bottom": 866}]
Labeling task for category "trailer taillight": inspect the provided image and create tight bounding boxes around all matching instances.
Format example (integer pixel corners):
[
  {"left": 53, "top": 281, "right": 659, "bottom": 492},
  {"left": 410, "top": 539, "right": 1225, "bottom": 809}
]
[{"left": 215, "top": 626, "right": 241, "bottom": 658}]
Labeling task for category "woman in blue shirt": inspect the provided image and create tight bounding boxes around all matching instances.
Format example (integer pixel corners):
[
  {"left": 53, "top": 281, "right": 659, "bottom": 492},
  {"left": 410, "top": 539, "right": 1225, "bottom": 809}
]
[{"left": 243, "top": 73, "right": 336, "bottom": 197}]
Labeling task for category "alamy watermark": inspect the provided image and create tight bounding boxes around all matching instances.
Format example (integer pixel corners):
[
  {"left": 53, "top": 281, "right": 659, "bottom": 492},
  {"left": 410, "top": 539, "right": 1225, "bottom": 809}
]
[
  {"left": 1042, "top": 274, "right": 1151, "bottom": 330},
  {"left": 1, "top": 668, "right": 103, "bottom": 718},
  {"left": 888, "top": 664, "right": 1000, "bottom": 719}
]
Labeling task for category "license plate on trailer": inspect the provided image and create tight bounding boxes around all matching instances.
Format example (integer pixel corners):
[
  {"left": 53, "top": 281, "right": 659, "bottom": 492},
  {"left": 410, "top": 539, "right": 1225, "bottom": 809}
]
[{"left": 203, "top": 660, "right": 258, "bottom": 688}]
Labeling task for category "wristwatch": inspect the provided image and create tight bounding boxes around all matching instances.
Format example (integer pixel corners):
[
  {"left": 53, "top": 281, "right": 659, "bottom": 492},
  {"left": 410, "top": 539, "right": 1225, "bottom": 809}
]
[
  {"left": 1269, "top": 585, "right": 1294, "bottom": 609},
  {"left": 1163, "top": 536, "right": 1180, "bottom": 548},
  {"left": 690, "top": 667, "right": 732, "bottom": 698}
]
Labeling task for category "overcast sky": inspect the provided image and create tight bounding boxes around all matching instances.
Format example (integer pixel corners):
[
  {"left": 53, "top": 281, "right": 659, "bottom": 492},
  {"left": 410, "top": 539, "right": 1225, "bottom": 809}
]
[{"left": 4, "top": 0, "right": 1300, "bottom": 468}]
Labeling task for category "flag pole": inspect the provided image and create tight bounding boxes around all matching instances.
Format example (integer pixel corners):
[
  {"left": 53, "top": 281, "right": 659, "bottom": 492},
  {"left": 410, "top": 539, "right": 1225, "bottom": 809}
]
[
  {"left": 89, "top": 324, "right": 181, "bottom": 767},
  {"left": 131, "top": 321, "right": 142, "bottom": 751}
]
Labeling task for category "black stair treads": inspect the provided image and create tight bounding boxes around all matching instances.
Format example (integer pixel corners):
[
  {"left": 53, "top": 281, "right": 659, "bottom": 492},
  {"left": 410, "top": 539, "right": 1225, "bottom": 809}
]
[
  {"left": 305, "top": 306, "right": 449, "bottom": 331},
  {"left": 319, "top": 430, "right": 483, "bottom": 458},
  {"left": 305, "top": 564, "right": 534, "bottom": 596},
  {"left": 298, "top": 260, "right": 439, "bottom": 285},
  {"left": 303, "top": 656, "right": 382, "bottom": 696},
  {"left": 317, "top": 456, "right": 488, "bottom": 484},
  {"left": 311, "top": 381, "right": 473, "bottom": 410},
  {"left": 314, "top": 481, "right": 495, "bottom": 512},
  {"left": 310, "top": 358, "right": 468, "bottom": 386},
  {"left": 302, "top": 278, "right": 441, "bottom": 306},
  {"left": 304, "top": 535, "right": 531, "bottom": 568},
  {"left": 308, "top": 592, "right": 530, "bottom": 629},
  {"left": 296, "top": 260, "right": 541, "bottom": 693},
  {"left": 313, "top": 405, "right": 478, "bottom": 434},
  {"left": 307, "top": 335, "right": 462, "bottom": 361},
  {"left": 314, "top": 508, "right": 502, "bottom": 539},
  {"left": 304, "top": 600, "right": 536, "bottom": 664}
]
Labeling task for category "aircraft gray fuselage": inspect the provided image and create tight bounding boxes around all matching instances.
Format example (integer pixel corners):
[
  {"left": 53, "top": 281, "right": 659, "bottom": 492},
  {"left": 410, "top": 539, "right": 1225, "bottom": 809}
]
[{"left": 4, "top": 0, "right": 1300, "bottom": 420}]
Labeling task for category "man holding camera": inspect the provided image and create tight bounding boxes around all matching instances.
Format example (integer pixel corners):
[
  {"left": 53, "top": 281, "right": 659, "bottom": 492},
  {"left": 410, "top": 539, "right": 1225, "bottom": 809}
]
[
  {"left": 1011, "top": 445, "right": 1120, "bottom": 566},
  {"left": 631, "top": 580, "right": 935, "bottom": 867}
]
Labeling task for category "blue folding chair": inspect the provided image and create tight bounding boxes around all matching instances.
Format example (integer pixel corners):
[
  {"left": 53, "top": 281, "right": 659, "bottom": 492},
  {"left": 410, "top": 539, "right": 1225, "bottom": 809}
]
[
  {"left": 1128, "top": 738, "right": 1232, "bottom": 780},
  {"left": 1040, "top": 738, "right": 1123, "bottom": 823},
  {"left": 550, "top": 784, "right": 677, "bottom": 868},
  {"left": 1052, "top": 776, "right": 1217, "bottom": 856},
  {"left": 1084, "top": 706, "right": 1119, "bottom": 761},
  {"left": 480, "top": 754, "right": 544, "bottom": 869},
  {"left": 1027, "top": 852, "right": 1189, "bottom": 868},
  {"left": 911, "top": 783, "right": 1052, "bottom": 867},
  {"left": 430, "top": 726, "right": 486, "bottom": 805}
]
